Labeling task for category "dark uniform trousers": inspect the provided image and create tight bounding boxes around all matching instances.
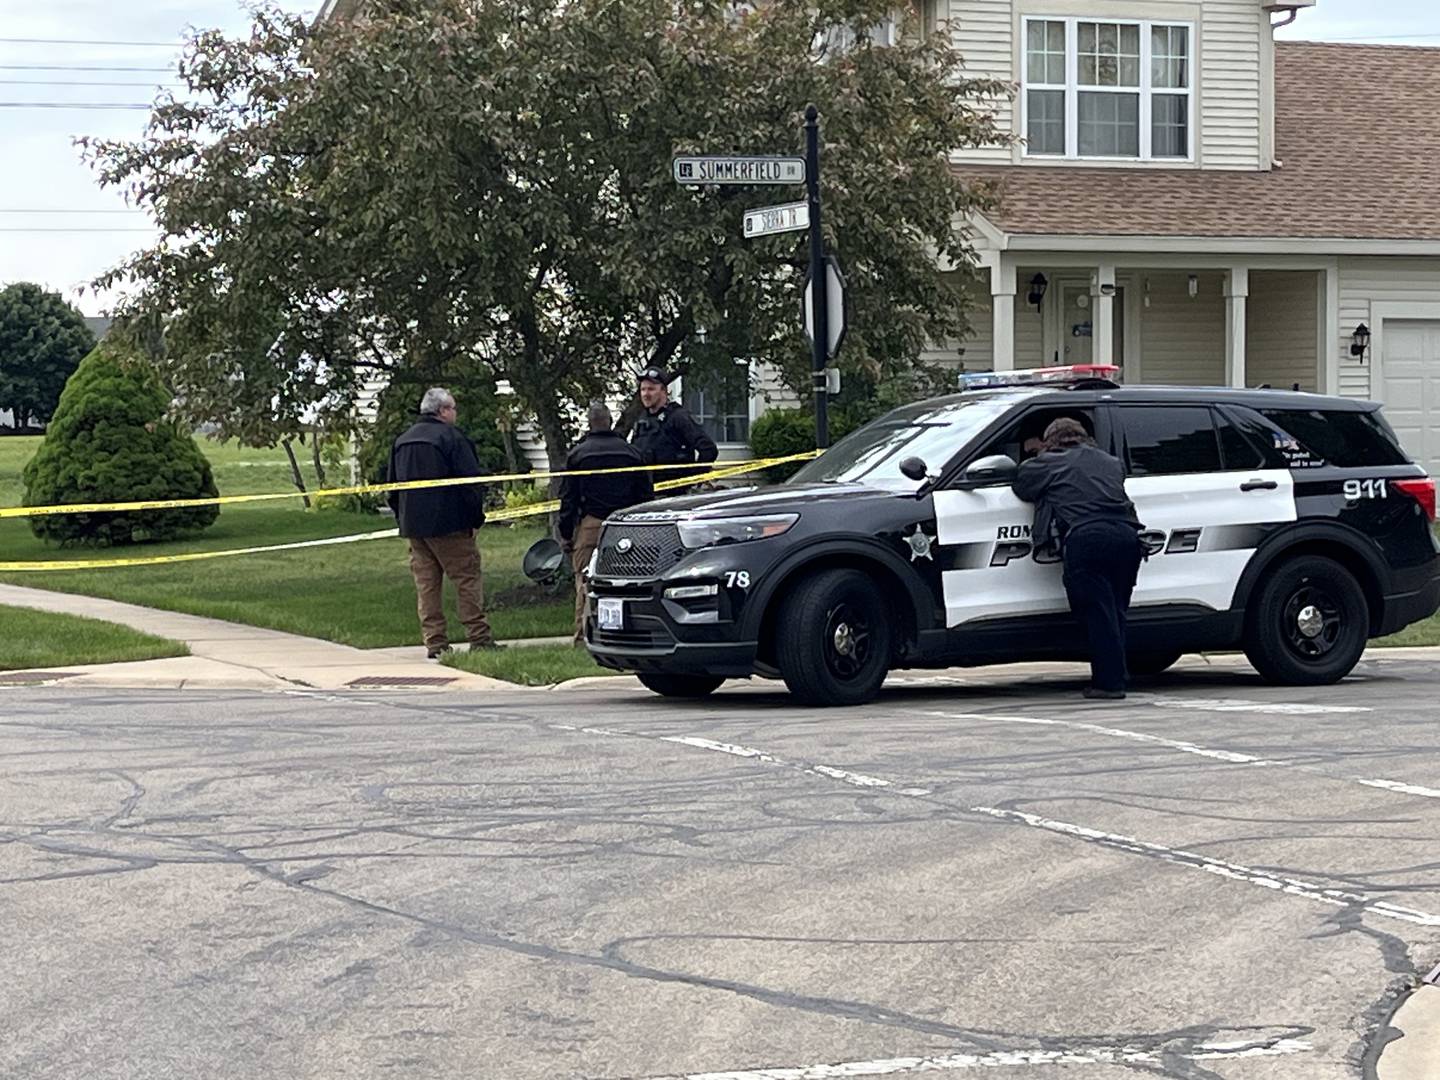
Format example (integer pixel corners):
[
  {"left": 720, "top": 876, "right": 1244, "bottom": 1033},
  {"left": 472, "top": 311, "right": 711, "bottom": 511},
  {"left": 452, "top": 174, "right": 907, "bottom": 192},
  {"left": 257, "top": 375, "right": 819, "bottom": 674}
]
[
  {"left": 1062, "top": 521, "right": 1144, "bottom": 693},
  {"left": 571, "top": 515, "right": 604, "bottom": 643}
]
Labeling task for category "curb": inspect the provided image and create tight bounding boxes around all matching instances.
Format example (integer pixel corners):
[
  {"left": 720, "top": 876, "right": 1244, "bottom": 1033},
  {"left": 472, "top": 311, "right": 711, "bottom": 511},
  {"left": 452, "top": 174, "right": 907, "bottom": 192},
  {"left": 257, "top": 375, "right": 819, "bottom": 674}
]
[{"left": 1376, "top": 981, "right": 1440, "bottom": 1080}]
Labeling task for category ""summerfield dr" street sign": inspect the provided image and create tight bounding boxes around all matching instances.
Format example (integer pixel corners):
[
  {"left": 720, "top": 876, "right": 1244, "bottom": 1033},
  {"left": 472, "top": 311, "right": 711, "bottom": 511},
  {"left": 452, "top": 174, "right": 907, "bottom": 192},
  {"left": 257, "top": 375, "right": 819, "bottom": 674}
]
[{"left": 673, "top": 156, "right": 806, "bottom": 185}]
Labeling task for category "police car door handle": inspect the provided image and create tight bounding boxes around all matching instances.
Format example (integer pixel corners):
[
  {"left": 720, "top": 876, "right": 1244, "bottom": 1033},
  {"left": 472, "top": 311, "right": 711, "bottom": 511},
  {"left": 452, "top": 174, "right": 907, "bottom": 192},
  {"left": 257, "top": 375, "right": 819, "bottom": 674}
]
[{"left": 1240, "top": 478, "right": 1279, "bottom": 492}]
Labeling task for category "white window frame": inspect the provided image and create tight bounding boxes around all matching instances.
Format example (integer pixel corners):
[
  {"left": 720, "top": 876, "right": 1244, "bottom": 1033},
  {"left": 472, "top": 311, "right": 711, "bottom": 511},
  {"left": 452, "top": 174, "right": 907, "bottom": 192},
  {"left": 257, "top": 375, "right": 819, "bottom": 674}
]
[{"left": 1020, "top": 16, "right": 1196, "bottom": 164}]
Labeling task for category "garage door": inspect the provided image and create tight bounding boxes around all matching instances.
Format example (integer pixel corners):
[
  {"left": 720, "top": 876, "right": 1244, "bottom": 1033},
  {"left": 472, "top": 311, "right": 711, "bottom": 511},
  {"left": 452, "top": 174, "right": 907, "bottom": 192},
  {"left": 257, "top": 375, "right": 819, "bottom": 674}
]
[{"left": 1382, "top": 320, "right": 1440, "bottom": 477}]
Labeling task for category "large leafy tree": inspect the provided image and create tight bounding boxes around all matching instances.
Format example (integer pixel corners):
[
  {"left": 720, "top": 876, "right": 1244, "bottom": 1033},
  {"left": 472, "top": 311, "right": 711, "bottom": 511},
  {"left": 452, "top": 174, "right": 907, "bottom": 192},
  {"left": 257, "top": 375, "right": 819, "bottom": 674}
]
[
  {"left": 0, "top": 283, "right": 96, "bottom": 430},
  {"left": 84, "top": 0, "right": 1005, "bottom": 467}
]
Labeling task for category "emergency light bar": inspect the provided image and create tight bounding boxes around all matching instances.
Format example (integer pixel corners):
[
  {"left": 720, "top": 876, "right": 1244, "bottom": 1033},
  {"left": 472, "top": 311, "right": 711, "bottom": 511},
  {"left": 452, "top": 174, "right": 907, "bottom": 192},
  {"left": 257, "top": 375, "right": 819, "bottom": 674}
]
[{"left": 958, "top": 364, "right": 1121, "bottom": 391}]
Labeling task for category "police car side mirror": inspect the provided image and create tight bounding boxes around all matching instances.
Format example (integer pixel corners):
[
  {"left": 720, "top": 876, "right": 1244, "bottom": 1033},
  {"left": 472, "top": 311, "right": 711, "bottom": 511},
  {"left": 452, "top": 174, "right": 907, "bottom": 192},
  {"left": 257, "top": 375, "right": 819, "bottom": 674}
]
[
  {"left": 957, "top": 454, "right": 1019, "bottom": 489},
  {"left": 899, "top": 457, "right": 930, "bottom": 482}
]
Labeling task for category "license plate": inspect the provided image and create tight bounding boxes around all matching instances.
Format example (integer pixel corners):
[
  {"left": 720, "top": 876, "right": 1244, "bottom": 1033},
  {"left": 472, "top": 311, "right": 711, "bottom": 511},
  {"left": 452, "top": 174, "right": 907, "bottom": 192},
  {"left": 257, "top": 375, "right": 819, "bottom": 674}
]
[{"left": 597, "top": 598, "right": 624, "bottom": 631}]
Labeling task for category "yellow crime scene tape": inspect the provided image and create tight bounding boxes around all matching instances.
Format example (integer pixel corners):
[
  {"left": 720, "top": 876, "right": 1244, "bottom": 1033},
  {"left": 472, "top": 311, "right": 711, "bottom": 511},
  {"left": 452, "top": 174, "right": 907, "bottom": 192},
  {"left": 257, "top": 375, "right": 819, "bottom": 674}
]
[{"left": 0, "top": 451, "right": 821, "bottom": 573}]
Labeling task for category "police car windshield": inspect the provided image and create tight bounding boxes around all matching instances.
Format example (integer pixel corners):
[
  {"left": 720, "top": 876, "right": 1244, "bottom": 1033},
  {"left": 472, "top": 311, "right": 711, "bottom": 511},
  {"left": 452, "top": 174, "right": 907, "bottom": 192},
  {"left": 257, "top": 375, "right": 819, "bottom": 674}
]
[{"left": 789, "top": 399, "right": 1013, "bottom": 489}]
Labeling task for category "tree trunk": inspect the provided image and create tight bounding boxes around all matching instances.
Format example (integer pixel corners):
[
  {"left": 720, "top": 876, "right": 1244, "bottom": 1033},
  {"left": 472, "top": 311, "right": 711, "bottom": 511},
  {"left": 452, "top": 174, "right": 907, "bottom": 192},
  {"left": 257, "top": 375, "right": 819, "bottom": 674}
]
[
  {"left": 282, "top": 438, "right": 311, "bottom": 508},
  {"left": 310, "top": 429, "right": 328, "bottom": 489},
  {"left": 531, "top": 393, "right": 572, "bottom": 496}
]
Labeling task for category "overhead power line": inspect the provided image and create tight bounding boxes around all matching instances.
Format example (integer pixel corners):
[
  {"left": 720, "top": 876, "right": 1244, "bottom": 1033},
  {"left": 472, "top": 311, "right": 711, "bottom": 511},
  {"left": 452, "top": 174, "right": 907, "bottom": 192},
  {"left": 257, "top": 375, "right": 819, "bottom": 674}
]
[
  {"left": 0, "top": 64, "right": 174, "bottom": 73},
  {"left": 0, "top": 102, "right": 153, "bottom": 109},
  {"left": 1323, "top": 32, "right": 1440, "bottom": 42},
  {"left": 0, "top": 79, "right": 178, "bottom": 87},
  {"left": 0, "top": 37, "right": 181, "bottom": 47}
]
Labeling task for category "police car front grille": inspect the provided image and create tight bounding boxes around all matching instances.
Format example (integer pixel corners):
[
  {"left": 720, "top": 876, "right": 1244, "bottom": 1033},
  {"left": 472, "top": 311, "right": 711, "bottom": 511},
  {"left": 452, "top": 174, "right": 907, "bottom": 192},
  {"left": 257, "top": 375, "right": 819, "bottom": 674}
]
[{"left": 595, "top": 524, "right": 685, "bottom": 578}]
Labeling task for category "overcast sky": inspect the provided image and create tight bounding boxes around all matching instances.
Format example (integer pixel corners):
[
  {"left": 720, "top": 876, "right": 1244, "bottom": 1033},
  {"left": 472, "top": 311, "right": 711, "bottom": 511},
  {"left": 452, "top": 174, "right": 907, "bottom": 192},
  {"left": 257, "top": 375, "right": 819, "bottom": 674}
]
[{"left": 0, "top": 0, "right": 1434, "bottom": 315}]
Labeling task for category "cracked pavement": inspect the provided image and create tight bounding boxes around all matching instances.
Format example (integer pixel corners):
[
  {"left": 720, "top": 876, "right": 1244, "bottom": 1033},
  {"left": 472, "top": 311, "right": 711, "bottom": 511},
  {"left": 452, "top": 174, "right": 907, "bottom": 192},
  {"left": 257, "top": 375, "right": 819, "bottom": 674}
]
[{"left": 2, "top": 655, "right": 1439, "bottom": 1078}]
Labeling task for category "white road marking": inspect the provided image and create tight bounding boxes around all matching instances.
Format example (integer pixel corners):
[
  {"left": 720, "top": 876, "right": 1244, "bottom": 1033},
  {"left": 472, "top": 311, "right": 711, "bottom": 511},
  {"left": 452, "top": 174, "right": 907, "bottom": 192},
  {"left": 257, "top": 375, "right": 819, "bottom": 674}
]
[
  {"left": 1144, "top": 696, "right": 1371, "bottom": 715},
  {"left": 638, "top": 1036, "right": 1312, "bottom": 1078},
  {"left": 924, "top": 711, "right": 1273, "bottom": 765},
  {"left": 1356, "top": 777, "right": 1440, "bottom": 800},
  {"left": 927, "top": 709, "right": 1440, "bottom": 801},
  {"left": 971, "top": 806, "right": 1440, "bottom": 928},
  {"left": 550, "top": 725, "right": 927, "bottom": 794}
]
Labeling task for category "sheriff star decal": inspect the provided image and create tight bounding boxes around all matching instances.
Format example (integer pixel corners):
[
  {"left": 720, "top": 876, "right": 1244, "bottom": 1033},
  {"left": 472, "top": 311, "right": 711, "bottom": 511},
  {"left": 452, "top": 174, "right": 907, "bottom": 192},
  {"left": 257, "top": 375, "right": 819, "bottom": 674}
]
[{"left": 905, "top": 523, "right": 935, "bottom": 562}]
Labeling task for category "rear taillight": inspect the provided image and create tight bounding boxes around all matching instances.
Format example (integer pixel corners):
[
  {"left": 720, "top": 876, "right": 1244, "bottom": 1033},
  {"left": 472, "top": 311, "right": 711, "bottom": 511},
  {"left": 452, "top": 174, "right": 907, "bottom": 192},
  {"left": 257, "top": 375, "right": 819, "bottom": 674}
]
[{"left": 1392, "top": 477, "right": 1436, "bottom": 522}]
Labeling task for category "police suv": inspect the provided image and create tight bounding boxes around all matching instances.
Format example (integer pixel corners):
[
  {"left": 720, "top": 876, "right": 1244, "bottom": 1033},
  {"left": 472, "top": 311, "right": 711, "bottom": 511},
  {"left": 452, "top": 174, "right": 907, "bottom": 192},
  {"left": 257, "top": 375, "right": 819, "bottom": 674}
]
[{"left": 583, "top": 366, "right": 1440, "bottom": 706}]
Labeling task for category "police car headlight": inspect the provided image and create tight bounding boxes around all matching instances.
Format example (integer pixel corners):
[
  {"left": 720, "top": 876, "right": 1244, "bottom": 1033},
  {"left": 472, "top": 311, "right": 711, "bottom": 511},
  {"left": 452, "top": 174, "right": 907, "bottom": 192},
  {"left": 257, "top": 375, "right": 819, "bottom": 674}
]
[{"left": 676, "top": 514, "right": 798, "bottom": 549}]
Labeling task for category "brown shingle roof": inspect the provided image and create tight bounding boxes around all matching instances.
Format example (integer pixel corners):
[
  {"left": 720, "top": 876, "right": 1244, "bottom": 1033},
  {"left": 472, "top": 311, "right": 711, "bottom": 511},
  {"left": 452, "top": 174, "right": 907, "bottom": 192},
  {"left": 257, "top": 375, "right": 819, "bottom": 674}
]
[{"left": 966, "top": 42, "right": 1440, "bottom": 241}]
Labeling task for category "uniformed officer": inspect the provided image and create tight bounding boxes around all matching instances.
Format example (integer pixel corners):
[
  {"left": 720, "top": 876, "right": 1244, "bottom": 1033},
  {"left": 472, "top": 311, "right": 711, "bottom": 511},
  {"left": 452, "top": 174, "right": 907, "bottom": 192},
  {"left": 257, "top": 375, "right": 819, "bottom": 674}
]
[
  {"left": 629, "top": 366, "right": 719, "bottom": 486},
  {"left": 557, "top": 402, "right": 654, "bottom": 643},
  {"left": 1012, "top": 417, "right": 1146, "bottom": 700}
]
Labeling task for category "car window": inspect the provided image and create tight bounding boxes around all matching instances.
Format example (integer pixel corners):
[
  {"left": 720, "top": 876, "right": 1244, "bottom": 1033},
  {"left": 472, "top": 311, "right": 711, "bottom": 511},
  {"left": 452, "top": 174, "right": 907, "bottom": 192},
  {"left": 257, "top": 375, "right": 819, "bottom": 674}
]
[
  {"left": 788, "top": 399, "right": 1012, "bottom": 490},
  {"left": 1260, "top": 408, "right": 1410, "bottom": 468},
  {"left": 972, "top": 407, "right": 1099, "bottom": 466},
  {"left": 1213, "top": 410, "right": 1267, "bottom": 471},
  {"left": 1121, "top": 406, "right": 1222, "bottom": 476}
]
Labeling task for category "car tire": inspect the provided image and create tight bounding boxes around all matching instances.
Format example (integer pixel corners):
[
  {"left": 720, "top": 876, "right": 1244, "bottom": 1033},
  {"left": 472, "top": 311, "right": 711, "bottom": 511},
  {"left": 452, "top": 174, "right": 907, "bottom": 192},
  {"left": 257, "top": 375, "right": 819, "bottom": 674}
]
[
  {"left": 1127, "top": 650, "right": 1183, "bottom": 678},
  {"left": 1242, "top": 555, "right": 1369, "bottom": 685},
  {"left": 637, "top": 673, "right": 726, "bottom": 699},
  {"left": 776, "top": 568, "right": 892, "bottom": 707}
]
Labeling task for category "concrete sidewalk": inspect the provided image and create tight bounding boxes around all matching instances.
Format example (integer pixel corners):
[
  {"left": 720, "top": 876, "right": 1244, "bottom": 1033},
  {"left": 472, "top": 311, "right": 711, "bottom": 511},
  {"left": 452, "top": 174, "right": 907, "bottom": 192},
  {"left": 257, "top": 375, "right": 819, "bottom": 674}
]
[{"left": 0, "top": 583, "right": 526, "bottom": 692}]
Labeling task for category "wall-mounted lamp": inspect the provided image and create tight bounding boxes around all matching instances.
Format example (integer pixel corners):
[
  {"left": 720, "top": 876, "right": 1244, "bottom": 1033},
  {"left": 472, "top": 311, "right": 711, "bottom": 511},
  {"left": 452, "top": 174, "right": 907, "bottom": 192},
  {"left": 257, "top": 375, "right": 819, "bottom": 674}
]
[
  {"left": 1026, "top": 272, "right": 1048, "bottom": 312},
  {"left": 1350, "top": 322, "right": 1371, "bottom": 360},
  {"left": 1187, "top": 274, "right": 1199, "bottom": 299}
]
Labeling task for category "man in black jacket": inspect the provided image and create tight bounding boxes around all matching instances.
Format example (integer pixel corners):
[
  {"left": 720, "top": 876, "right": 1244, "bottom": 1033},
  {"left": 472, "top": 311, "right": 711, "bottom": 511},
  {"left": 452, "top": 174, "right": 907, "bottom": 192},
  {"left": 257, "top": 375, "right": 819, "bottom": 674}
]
[
  {"left": 558, "top": 403, "right": 654, "bottom": 643},
  {"left": 387, "top": 387, "right": 496, "bottom": 658},
  {"left": 629, "top": 366, "right": 718, "bottom": 487},
  {"left": 1013, "top": 417, "right": 1144, "bottom": 699}
]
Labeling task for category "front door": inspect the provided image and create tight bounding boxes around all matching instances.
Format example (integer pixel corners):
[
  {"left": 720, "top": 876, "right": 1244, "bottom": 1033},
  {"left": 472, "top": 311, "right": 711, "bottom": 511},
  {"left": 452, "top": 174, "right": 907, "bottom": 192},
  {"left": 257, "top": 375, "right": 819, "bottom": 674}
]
[{"left": 1058, "top": 285, "right": 1124, "bottom": 368}]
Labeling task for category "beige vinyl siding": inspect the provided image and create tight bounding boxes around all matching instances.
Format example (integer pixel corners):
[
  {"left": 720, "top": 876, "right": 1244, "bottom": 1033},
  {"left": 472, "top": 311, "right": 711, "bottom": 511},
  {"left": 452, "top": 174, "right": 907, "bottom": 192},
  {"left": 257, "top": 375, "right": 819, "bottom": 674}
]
[
  {"left": 1199, "top": 0, "right": 1265, "bottom": 170},
  {"left": 949, "top": 0, "right": 1013, "bottom": 164},
  {"left": 1246, "top": 271, "right": 1318, "bottom": 391},
  {"left": 1138, "top": 271, "right": 1224, "bottom": 385},
  {"left": 1337, "top": 259, "right": 1440, "bottom": 401}
]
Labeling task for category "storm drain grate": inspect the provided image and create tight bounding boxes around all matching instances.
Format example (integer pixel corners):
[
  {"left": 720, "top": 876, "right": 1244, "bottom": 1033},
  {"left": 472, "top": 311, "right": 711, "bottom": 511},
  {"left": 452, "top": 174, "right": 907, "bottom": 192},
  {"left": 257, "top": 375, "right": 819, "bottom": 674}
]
[
  {"left": 345, "top": 675, "right": 459, "bottom": 688},
  {"left": 0, "top": 671, "right": 80, "bottom": 685}
]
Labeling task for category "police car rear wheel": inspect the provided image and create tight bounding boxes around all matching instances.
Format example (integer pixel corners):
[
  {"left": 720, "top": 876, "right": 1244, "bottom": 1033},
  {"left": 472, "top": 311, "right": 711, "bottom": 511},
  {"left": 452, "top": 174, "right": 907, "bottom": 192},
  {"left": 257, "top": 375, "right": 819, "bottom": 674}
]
[
  {"left": 1243, "top": 556, "right": 1369, "bottom": 685},
  {"left": 637, "top": 673, "right": 726, "bottom": 699},
  {"left": 776, "top": 569, "right": 892, "bottom": 707}
]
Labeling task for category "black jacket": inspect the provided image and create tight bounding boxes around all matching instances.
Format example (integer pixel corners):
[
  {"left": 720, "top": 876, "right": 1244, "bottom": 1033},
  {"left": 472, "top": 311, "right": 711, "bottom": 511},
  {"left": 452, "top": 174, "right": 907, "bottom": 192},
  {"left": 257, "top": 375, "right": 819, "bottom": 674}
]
[
  {"left": 1012, "top": 444, "right": 1142, "bottom": 555},
  {"left": 386, "top": 416, "right": 486, "bottom": 538},
  {"left": 630, "top": 402, "right": 719, "bottom": 474},
  {"left": 557, "top": 431, "right": 654, "bottom": 542}
]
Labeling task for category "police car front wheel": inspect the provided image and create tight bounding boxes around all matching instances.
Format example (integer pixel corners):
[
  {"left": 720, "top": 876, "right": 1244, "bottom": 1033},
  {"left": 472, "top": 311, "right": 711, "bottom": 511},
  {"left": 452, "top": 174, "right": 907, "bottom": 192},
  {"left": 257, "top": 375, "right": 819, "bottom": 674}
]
[
  {"left": 1243, "top": 555, "right": 1369, "bottom": 686},
  {"left": 776, "top": 569, "right": 893, "bottom": 707}
]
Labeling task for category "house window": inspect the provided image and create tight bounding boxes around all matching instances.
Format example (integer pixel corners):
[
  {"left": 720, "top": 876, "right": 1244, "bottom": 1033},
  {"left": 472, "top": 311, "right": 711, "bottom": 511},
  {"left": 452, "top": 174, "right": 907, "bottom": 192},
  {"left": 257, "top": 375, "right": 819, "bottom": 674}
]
[
  {"left": 685, "top": 372, "right": 751, "bottom": 445},
  {"left": 1023, "top": 17, "right": 1192, "bottom": 161}
]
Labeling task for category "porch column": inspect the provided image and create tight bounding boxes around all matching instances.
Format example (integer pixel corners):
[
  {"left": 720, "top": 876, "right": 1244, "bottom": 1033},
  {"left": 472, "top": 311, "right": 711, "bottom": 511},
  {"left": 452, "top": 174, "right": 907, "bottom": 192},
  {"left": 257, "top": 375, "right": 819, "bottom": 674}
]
[
  {"left": 1091, "top": 262, "right": 1116, "bottom": 366},
  {"left": 991, "top": 255, "right": 1016, "bottom": 372},
  {"left": 1225, "top": 267, "right": 1249, "bottom": 388}
]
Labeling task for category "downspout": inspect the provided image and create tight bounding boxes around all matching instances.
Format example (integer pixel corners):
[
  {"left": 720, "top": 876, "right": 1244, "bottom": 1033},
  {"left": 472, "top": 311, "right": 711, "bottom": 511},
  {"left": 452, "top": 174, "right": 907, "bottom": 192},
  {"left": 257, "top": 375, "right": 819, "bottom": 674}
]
[{"left": 1270, "top": 9, "right": 1300, "bottom": 30}]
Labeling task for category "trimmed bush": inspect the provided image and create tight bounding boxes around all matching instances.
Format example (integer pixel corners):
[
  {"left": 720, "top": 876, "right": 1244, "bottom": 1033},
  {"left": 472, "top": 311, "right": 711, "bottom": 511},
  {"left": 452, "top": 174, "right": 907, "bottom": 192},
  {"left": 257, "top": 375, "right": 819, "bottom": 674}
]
[
  {"left": 750, "top": 407, "right": 863, "bottom": 482},
  {"left": 22, "top": 344, "right": 219, "bottom": 545}
]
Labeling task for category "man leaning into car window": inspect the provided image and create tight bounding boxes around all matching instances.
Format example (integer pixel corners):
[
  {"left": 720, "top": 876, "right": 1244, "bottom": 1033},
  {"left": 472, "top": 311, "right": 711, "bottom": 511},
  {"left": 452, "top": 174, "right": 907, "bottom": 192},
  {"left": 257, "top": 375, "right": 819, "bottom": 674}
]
[{"left": 1012, "top": 418, "right": 1146, "bottom": 700}]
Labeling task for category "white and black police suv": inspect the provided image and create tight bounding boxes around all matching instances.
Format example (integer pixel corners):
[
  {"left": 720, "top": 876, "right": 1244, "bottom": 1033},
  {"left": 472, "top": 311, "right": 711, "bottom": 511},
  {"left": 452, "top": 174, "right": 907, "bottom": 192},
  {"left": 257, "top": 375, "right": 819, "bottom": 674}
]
[{"left": 583, "top": 365, "right": 1440, "bottom": 707}]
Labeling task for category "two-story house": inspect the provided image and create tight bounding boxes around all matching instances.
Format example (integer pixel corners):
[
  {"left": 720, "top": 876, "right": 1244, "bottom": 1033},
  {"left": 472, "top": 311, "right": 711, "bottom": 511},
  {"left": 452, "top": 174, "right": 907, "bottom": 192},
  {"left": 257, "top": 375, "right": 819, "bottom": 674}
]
[{"left": 944, "top": 0, "right": 1440, "bottom": 475}]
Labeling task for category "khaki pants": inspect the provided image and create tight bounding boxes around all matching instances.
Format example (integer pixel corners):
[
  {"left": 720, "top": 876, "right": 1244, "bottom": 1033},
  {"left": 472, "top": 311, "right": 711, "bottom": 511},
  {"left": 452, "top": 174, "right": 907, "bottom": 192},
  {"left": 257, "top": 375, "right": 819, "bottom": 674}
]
[
  {"left": 407, "top": 530, "right": 495, "bottom": 650},
  {"left": 572, "top": 515, "right": 604, "bottom": 643}
]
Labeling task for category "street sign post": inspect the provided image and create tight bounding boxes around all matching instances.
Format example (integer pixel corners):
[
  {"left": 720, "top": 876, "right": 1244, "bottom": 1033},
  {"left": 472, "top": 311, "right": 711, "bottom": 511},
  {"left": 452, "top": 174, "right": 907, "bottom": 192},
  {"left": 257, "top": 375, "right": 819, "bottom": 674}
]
[
  {"left": 743, "top": 201, "right": 809, "bottom": 239},
  {"left": 803, "top": 105, "right": 831, "bottom": 449},
  {"left": 803, "top": 254, "right": 847, "bottom": 361},
  {"left": 673, "top": 156, "right": 806, "bottom": 185}
]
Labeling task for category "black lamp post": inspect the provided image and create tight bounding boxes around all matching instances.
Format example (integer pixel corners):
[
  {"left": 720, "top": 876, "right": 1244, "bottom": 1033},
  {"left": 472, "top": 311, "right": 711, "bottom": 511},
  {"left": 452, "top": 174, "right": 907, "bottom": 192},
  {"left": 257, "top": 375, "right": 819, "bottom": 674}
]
[{"left": 1351, "top": 323, "right": 1371, "bottom": 359}]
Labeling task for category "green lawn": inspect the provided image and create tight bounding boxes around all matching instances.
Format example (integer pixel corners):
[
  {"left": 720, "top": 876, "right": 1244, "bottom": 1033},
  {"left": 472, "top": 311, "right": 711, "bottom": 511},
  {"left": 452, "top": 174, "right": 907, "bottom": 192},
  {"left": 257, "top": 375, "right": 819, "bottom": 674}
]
[
  {"left": 443, "top": 643, "right": 623, "bottom": 686},
  {"left": 0, "top": 435, "right": 571, "bottom": 647},
  {"left": 0, "top": 605, "right": 187, "bottom": 671}
]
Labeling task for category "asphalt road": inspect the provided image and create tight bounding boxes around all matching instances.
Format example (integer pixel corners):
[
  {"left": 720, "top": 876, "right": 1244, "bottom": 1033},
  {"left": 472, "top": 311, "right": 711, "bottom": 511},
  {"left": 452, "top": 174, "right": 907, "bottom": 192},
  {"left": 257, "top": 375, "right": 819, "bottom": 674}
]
[{"left": 3, "top": 656, "right": 1439, "bottom": 1080}]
